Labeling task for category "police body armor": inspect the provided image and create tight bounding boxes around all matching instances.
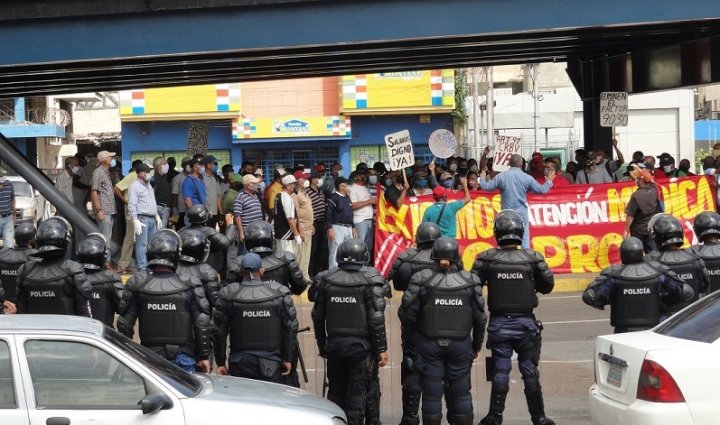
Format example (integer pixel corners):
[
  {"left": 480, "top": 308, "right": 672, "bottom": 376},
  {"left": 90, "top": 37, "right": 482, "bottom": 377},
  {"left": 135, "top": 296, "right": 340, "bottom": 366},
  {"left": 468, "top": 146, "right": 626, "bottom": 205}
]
[
  {"left": 608, "top": 263, "right": 661, "bottom": 329},
  {"left": 0, "top": 248, "right": 31, "bottom": 303},
  {"left": 86, "top": 270, "right": 122, "bottom": 327},
  {"left": 261, "top": 251, "right": 306, "bottom": 295},
  {"left": 483, "top": 249, "right": 538, "bottom": 314},
  {"left": 176, "top": 261, "right": 220, "bottom": 306},
  {"left": 691, "top": 244, "right": 720, "bottom": 293},
  {"left": 324, "top": 268, "right": 369, "bottom": 337},
  {"left": 185, "top": 225, "right": 230, "bottom": 272},
  {"left": 19, "top": 260, "right": 77, "bottom": 314},
  {"left": 649, "top": 250, "right": 702, "bottom": 304},
  {"left": 417, "top": 269, "right": 475, "bottom": 339},
  {"left": 228, "top": 280, "right": 284, "bottom": 352},
  {"left": 392, "top": 248, "right": 434, "bottom": 292},
  {"left": 135, "top": 273, "right": 194, "bottom": 348}
]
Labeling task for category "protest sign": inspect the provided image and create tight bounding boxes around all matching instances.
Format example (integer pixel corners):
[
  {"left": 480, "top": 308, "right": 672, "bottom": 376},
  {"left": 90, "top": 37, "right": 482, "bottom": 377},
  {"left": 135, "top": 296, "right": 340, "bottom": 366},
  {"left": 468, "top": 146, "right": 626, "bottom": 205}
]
[
  {"left": 428, "top": 129, "right": 457, "bottom": 159},
  {"left": 600, "top": 92, "right": 629, "bottom": 127},
  {"left": 491, "top": 134, "right": 522, "bottom": 171},
  {"left": 385, "top": 129, "right": 415, "bottom": 170}
]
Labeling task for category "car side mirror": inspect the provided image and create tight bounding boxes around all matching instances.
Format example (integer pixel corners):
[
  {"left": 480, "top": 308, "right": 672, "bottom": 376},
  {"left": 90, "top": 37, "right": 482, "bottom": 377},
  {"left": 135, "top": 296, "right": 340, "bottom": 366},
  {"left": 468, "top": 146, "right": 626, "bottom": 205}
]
[{"left": 139, "top": 394, "right": 172, "bottom": 415}]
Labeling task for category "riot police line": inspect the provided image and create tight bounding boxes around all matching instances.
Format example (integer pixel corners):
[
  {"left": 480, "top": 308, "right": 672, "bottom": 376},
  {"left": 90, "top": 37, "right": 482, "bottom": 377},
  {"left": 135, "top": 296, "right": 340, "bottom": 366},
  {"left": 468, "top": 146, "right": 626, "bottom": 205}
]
[{"left": 1, "top": 208, "right": 718, "bottom": 425}]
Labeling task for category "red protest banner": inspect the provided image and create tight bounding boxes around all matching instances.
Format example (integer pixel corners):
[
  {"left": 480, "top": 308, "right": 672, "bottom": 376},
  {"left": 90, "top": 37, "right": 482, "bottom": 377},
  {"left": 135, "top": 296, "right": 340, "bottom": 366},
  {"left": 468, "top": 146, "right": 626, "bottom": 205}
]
[{"left": 374, "top": 176, "right": 717, "bottom": 276}]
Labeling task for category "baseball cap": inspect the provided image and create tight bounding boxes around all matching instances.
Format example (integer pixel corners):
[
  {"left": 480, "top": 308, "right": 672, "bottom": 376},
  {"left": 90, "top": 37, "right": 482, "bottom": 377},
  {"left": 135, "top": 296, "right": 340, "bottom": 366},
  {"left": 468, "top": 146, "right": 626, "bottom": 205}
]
[
  {"left": 189, "top": 156, "right": 204, "bottom": 167},
  {"left": 293, "top": 170, "right": 310, "bottom": 180},
  {"left": 241, "top": 253, "right": 263, "bottom": 271},
  {"left": 281, "top": 175, "right": 297, "bottom": 186},
  {"left": 135, "top": 163, "right": 151, "bottom": 173},
  {"left": 204, "top": 155, "right": 218, "bottom": 165},
  {"left": 254, "top": 168, "right": 263, "bottom": 176},
  {"left": 242, "top": 174, "right": 260, "bottom": 185},
  {"left": 432, "top": 186, "right": 448, "bottom": 198},
  {"left": 440, "top": 171, "right": 453, "bottom": 181},
  {"left": 310, "top": 170, "right": 324, "bottom": 179},
  {"left": 97, "top": 151, "right": 116, "bottom": 161},
  {"left": 531, "top": 152, "right": 543, "bottom": 160},
  {"left": 657, "top": 152, "right": 674, "bottom": 166}
]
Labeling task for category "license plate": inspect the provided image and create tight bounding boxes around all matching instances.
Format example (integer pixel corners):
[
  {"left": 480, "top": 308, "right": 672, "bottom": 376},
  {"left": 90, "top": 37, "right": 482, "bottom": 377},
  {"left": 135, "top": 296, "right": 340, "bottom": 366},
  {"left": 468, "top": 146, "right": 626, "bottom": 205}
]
[{"left": 606, "top": 364, "right": 623, "bottom": 388}]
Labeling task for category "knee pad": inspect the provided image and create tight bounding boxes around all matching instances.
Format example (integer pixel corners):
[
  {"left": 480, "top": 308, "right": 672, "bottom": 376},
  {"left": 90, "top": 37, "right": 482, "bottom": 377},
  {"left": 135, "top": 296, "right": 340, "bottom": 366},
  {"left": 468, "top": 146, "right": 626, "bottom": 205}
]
[
  {"left": 422, "top": 375, "right": 444, "bottom": 400},
  {"left": 446, "top": 378, "right": 473, "bottom": 414},
  {"left": 520, "top": 365, "right": 541, "bottom": 392}
]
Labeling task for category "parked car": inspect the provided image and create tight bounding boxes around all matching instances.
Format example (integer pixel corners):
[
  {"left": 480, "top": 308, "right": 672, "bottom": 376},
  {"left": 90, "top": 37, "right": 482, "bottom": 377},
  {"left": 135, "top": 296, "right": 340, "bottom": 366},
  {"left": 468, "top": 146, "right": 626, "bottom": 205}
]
[
  {"left": 589, "top": 290, "right": 720, "bottom": 425},
  {"left": 0, "top": 315, "right": 346, "bottom": 425},
  {"left": 4, "top": 175, "right": 49, "bottom": 224}
]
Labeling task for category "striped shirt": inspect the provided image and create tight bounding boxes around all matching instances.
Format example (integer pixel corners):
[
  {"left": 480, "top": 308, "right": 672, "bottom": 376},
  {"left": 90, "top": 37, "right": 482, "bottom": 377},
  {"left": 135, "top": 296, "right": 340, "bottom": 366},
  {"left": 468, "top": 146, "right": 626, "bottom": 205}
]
[
  {"left": 91, "top": 166, "right": 116, "bottom": 215},
  {"left": 55, "top": 170, "right": 74, "bottom": 203},
  {"left": 0, "top": 181, "right": 14, "bottom": 216},
  {"left": 233, "top": 190, "right": 264, "bottom": 232},
  {"left": 306, "top": 185, "right": 325, "bottom": 222},
  {"left": 128, "top": 178, "right": 158, "bottom": 219}
]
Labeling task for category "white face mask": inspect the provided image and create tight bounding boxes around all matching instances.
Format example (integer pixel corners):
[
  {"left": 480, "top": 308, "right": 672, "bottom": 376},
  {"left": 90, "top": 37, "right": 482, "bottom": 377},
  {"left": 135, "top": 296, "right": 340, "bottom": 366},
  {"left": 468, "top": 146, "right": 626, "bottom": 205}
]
[
  {"left": 303, "top": 180, "right": 310, "bottom": 188},
  {"left": 71, "top": 166, "right": 80, "bottom": 174},
  {"left": 368, "top": 175, "right": 378, "bottom": 185},
  {"left": 185, "top": 165, "right": 191, "bottom": 173},
  {"left": 663, "top": 165, "right": 673, "bottom": 173},
  {"left": 470, "top": 165, "right": 478, "bottom": 172},
  {"left": 317, "top": 178, "right": 324, "bottom": 187},
  {"left": 705, "top": 169, "right": 716, "bottom": 175},
  {"left": 159, "top": 164, "right": 169, "bottom": 175}
]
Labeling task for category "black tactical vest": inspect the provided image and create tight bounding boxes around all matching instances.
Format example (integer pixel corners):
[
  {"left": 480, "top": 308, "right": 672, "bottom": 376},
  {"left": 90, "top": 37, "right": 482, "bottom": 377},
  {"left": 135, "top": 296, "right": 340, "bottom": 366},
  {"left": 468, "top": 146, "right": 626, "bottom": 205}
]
[
  {"left": 228, "top": 281, "right": 284, "bottom": 352},
  {"left": 484, "top": 250, "right": 538, "bottom": 314},
  {"left": 262, "top": 253, "right": 290, "bottom": 286},
  {"left": 609, "top": 263, "right": 661, "bottom": 330},
  {"left": 136, "top": 275, "right": 193, "bottom": 348},
  {"left": 86, "top": 271, "right": 118, "bottom": 326},
  {"left": 0, "top": 248, "right": 30, "bottom": 303},
  {"left": 692, "top": 244, "right": 720, "bottom": 294},
  {"left": 19, "top": 260, "right": 75, "bottom": 315},
  {"left": 324, "top": 270, "right": 369, "bottom": 337},
  {"left": 418, "top": 271, "right": 474, "bottom": 339},
  {"left": 652, "top": 249, "right": 702, "bottom": 304}
]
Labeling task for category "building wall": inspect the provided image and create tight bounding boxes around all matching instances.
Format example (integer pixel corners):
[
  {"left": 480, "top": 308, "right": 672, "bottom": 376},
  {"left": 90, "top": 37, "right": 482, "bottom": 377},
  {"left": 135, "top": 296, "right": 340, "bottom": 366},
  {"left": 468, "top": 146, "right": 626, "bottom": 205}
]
[{"left": 240, "top": 77, "right": 339, "bottom": 117}]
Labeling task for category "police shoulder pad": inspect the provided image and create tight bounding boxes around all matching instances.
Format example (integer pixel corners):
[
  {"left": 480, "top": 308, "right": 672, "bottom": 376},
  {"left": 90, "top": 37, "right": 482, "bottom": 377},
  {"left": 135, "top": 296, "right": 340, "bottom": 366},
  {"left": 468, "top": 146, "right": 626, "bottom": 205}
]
[
  {"left": 411, "top": 269, "right": 433, "bottom": 285},
  {"left": 458, "top": 270, "right": 481, "bottom": 284},
  {"left": 396, "top": 249, "right": 415, "bottom": 261},
  {"left": 661, "top": 249, "right": 696, "bottom": 264},
  {"left": 600, "top": 264, "right": 623, "bottom": 277},
  {"left": 700, "top": 243, "right": 720, "bottom": 258},
  {"left": 266, "top": 280, "right": 291, "bottom": 294},
  {"left": 475, "top": 248, "right": 494, "bottom": 262}
]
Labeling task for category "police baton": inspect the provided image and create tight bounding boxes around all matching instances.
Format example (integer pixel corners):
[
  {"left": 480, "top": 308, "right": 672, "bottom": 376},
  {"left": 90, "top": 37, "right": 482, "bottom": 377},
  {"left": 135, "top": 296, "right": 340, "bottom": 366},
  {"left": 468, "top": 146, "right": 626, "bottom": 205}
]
[{"left": 295, "top": 326, "right": 310, "bottom": 383}]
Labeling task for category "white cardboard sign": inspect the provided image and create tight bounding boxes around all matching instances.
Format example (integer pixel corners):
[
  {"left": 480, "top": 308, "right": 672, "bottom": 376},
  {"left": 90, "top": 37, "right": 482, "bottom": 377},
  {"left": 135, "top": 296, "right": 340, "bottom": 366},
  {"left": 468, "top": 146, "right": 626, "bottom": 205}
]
[
  {"left": 428, "top": 129, "right": 457, "bottom": 159},
  {"left": 600, "top": 92, "right": 628, "bottom": 127},
  {"left": 385, "top": 129, "right": 415, "bottom": 170},
  {"left": 491, "top": 134, "right": 522, "bottom": 172}
]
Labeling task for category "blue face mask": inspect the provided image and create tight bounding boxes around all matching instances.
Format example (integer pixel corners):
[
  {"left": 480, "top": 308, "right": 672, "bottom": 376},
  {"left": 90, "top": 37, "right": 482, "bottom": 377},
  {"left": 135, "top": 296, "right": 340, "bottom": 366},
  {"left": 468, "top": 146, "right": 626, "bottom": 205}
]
[
  {"left": 110, "top": 159, "right": 117, "bottom": 168},
  {"left": 417, "top": 178, "right": 427, "bottom": 188},
  {"left": 442, "top": 179, "right": 454, "bottom": 188},
  {"left": 385, "top": 178, "right": 393, "bottom": 187},
  {"left": 213, "top": 164, "right": 218, "bottom": 174}
]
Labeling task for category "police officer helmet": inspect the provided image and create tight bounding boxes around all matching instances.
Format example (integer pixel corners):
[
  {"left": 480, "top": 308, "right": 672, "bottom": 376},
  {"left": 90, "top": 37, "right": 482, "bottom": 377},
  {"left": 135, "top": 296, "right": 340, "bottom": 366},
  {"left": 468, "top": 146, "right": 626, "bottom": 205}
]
[
  {"left": 179, "top": 229, "right": 210, "bottom": 264},
  {"left": 336, "top": 238, "right": 370, "bottom": 266},
  {"left": 652, "top": 214, "right": 684, "bottom": 249},
  {"left": 245, "top": 221, "right": 274, "bottom": 254},
  {"left": 147, "top": 229, "right": 182, "bottom": 270},
  {"left": 431, "top": 236, "right": 460, "bottom": 262},
  {"left": 693, "top": 211, "right": 720, "bottom": 241},
  {"left": 493, "top": 210, "right": 524, "bottom": 246},
  {"left": 14, "top": 222, "right": 36, "bottom": 246},
  {"left": 415, "top": 222, "right": 441, "bottom": 249},
  {"left": 620, "top": 237, "right": 644, "bottom": 264},
  {"left": 77, "top": 233, "right": 109, "bottom": 270},
  {"left": 187, "top": 204, "right": 210, "bottom": 225},
  {"left": 32, "top": 217, "right": 72, "bottom": 258}
]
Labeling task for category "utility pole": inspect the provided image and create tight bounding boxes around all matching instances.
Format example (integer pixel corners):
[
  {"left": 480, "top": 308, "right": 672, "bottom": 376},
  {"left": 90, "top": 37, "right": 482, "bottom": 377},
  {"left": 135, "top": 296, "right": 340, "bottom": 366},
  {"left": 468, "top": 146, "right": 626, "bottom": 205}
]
[
  {"left": 472, "top": 67, "right": 479, "bottom": 158},
  {"left": 532, "top": 63, "right": 540, "bottom": 153},
  {"left": 486, "top": 66, "right": 495, "bottom": 149}
]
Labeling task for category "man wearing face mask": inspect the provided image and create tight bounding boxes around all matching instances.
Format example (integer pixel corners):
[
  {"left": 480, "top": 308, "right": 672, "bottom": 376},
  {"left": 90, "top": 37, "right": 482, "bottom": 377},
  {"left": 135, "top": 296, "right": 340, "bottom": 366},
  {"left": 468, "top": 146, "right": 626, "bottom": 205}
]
[
  {"left": 307, "top": 170, "right": 328, "bottom": 277},
  {"left": 678, "top": 159, "right": 695, "bottom": 177},
  {"left": 151, "top": 157, "right": 172, "bottom": 228},
  {"left": 128, "top": 163, "right": 162, "bottom": 272},
  {"left": 170, "top": 157, "right": 191, "bottom": 230},
  {"left": 535, "top": 158, "right": 569, "bottom": 187},
  {"left": 702, "top": 156, "right": 717, "bottom": 175},
  {"left": 55, "top": 156, "right": 79, "bottom": 209},
  {"left": 275, "top": 174, "right": 302, "bottom": 256},
  {"left": 421, "top": 176, "right": 471, "bottom": 238},
  {"left": 411, "top": 171, "right": 433, "bottom": 195},
  {"left": 202, "top": 156, "right": 223, "bottom": 228},
  {"left": 384, "top": 170, "right": 411, "bottom": 209},
  {"left": 234, "top": 174, "right": 265, "bottom": 257},
  {"left": 91, "top": 150, "right": 118, "bottom": 242},
  {"left": 654, "top": 153, "right": 676, "bottom": 179},
  {"left": 321, "top": 162, "right": 344, "bottom": 197},
  {"left": 347, "top": 170, "right": 377, "bottom": 266},
  {"left": 575, "top": 155, "right": 613, "bottom": 184},
  {"left": 624, "top": 165, "right": 659, "bottom": 253},
  {"left": 291, "top": 170, "right": 314, "bottom": 279}
]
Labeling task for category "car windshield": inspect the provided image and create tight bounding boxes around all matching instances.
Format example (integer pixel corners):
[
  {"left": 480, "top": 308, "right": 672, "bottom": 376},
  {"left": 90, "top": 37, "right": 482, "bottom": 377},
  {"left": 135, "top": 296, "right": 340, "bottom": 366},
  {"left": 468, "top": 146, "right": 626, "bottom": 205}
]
[
  {"left": 654, "top": 291, "right": 720, "bottom": 343},
  {"left": 12, "top": 181, "right": 32, "bottom": 198},
  {"left": 103, "top": 327, "right": 203, "bottom": 397}
]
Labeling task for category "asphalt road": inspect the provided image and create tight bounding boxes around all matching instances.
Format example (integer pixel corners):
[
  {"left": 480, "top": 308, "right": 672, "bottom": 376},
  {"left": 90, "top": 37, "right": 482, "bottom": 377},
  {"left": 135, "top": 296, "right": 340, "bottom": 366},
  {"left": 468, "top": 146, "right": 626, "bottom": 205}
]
[{"left": 292, "top": 291, "right": 612, "bottom": 425}]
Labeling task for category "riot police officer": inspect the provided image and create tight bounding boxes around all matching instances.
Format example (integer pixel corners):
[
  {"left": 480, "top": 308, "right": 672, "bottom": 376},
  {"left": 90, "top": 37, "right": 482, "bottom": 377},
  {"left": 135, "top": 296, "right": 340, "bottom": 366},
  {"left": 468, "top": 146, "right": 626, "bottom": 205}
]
[
  {"left": 182, "top": 204, "right": 231, "bottom": 274},
  {"left": 582, "top": 236, "right": 691, "bottom": 333},
  {"left": 399, "top": 237, "right": 486, "bottom": 425},
  {"left": 177, "top": 229, "right": 221, "bottom": 307},
  {"left": 213, "top": 252, "right": 298, "bottom": 382},
  {"left": 118, "top": 229, "right": 212, "bottom": 373},
  {"left": 0, "top": 222, "right": 37, "bottom": 314},
  {"left": 647, "top": 213, "right": 710, "bottom": 316},
  {"left": 311, "top": 239, "right": 388, "bottom": 425},
  {"left": 471, "top": 210, "right": 554, "bottom": 425},
  {"left": 388, "top": 221, "right": 447, "bottom": 425},
  {"left": 16, "top": 217, "right": 91, "bottom": 316},
  {"left": 77, "top": 233, "right": 124, "bottom": 327},
  {"left": 689, "top": 211, "right": 720, "bottom": 294}
]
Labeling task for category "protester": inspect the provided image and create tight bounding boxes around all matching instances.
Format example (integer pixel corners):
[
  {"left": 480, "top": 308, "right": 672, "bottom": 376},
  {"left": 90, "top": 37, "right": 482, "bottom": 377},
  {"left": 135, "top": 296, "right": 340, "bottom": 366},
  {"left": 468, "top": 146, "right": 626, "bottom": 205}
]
[
  {"left": 421, "top": 177, "right": 471, "bottom": 238},
  {"left": 326, "top": 177, "right": 356, "bottom": 269},
  {"left": 114, "top": 160, "right": 141, "bottom": 273},
  {"left": 575, "top": 155, "right": 613, "bottom": 184},
  {"left": 202, "top": 155, "right": 222, "bottom": 228},
  {"left": 535, "top": 157, "right": 569, "bottom": 187},
  {"left": 347, "top": 169, "right": 377, "bottom": 257},
  {"left": 90, "top": 150, "right": 117, "bottom": 243},
  {"left": 0, "top": 173, "right": 15, "bottom": 248},
  {"left": 275, "top": 174, "right": 302, "bottom": 256},
  {"left": 384, "top": 170, "right": 410, "bottom": 209},
  {"left": 170, "top": 156, "right": 191, "bottom": 229},
  {"left": 307, "top": 170, "right": 328, "bottom": 277},
  {"left": 292, "top": 170, "right": 315, "bottom": 279},
  {"left": 55, "top": 156, "right": 78, "bottom": 209},
  {"left": 127, "top": 163, "right": 160, "bottom": 272},
  {"left": 152, "top": 157, "right": 172, "bottom": 228},
  {"left": 182, "top": 156, "right": 207, "bottom": 210}
]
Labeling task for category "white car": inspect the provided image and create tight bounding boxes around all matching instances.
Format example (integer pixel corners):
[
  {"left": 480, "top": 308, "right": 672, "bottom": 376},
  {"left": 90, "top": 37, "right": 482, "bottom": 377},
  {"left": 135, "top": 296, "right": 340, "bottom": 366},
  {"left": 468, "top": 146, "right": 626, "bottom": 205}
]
[
  {"left": 4, "top": 176, "right": 49, "bottom": 225},
  {"left": 589, "top": 291, "right": 720, "bottom": 425},
  {"left": 0, "top": 315, "right": 346, "bottom": 425}
]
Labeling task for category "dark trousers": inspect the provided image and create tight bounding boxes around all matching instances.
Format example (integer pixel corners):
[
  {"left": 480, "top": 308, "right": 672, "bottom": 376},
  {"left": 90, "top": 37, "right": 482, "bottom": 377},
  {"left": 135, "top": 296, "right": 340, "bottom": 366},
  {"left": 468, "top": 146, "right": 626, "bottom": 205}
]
[
  {"left": 280, "top": 339, "right": 300, "bottom": 388},
  {"left": 228, "top": 353, "right": 282, "bottom": 384},
  {"left": 630, "top": 230, "right": 655, "bottom": 254},
  {"left": 486, "top": 315, "right": 541, "bottom": 393},
  {"left": 310, "top": 220, "right": 328, "bottom": 277},
  {"left": 326, "top": 340, "right": 372, "bottom": 424}
]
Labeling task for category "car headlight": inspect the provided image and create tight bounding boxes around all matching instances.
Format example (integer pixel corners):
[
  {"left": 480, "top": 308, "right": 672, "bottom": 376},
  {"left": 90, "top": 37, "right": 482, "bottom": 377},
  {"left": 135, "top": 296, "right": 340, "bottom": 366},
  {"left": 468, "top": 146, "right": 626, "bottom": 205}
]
[{"left": 331, "top": 417, "right": 346, "bottom": 425}]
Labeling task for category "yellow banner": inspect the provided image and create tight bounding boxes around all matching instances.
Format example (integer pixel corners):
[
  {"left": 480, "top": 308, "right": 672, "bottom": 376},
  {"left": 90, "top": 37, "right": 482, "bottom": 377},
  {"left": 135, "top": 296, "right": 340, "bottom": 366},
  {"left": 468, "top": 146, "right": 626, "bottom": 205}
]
[
  {"left": 232, "top": 116, "right": 351, "bottom": 140},
  {"left": 120, "top": 84, "right": 240, "bottom": 119},
  {"left": 340, "top": 70, "right": 455, "bottom": 114}
]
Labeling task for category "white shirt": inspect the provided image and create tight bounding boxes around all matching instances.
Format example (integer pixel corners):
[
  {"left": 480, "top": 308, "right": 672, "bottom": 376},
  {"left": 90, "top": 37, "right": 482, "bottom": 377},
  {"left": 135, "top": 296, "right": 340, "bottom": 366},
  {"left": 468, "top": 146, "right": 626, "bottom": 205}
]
[
  {"left": 280, "top": 191, "right": 296, "bottom": 220},
  {"left": 347, "top": 183, "right": 373, "bottom": 223},
  {"left": 171, "top": 173, "right": 187, "bottom": 213}
]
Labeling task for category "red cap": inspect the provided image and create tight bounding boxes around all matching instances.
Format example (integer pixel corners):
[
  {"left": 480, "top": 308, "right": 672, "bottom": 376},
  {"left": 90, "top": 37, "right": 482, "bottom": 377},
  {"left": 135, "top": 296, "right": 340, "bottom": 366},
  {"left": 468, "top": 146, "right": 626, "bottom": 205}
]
[
  {"left": 293, "top": 170, "right": 310, "bottom": 179},
  {"left": 531, "top": 152, "right": 543, "bottom": 160},
  {"left": 432, "top": 186, "right": 447, "bottom": 198}
]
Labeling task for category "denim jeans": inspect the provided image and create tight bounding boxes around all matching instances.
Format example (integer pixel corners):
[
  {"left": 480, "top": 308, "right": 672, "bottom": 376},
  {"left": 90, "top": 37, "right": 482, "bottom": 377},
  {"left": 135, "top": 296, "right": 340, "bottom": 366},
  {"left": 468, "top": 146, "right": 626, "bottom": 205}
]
[
  {"left": 156, "top": 205, "right": 170, "bottom": 229},
  {"left": 354, "top": 219, "right": 374, "bottom": 262},
  {"left": 328, "top": 224, "right": 353, "bottom": 269},
  {"left": 0, "top": 215, "right": 14, "bottom": 249},
  {"left": 134, "top": 215, "right": 157, "bottom": 271},
  {"left": 97, "top": 214, "right": 114, "bottom": 243}
]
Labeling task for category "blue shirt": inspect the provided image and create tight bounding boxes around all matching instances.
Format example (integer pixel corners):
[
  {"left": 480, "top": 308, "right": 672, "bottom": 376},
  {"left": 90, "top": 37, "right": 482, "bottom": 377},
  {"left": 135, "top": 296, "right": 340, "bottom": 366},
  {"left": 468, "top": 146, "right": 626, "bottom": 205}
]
[
  {"left": 181, "top": 174, "right": 207, "bottom": 207},
  {"left": 478, "top": 167, "right": 552, "bottom": 218},
  {"left": 421, "top": 201, "right": 466, "bottom": 237},
  {"left": 0, "top": 181, "right": 14, "bottom": 216}
]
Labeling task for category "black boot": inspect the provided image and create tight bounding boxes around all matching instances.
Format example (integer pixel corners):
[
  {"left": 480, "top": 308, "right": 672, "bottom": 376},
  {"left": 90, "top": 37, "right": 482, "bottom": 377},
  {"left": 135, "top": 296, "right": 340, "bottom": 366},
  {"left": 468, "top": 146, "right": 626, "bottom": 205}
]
[
  {"left": 525, "top": 389, "right": 555, "bottom": 425},
  {"left": 479, "top": 389, "right": 506, "bottom": 425},
  {"left": 398, "top": 388, "right": 421, "bottom": 425},
  {"left": 421, "top": 413, "right": 442, "bottom": 425},
  {"left": 365, "top": 393, "right": 382, "bottom": 425},
  {"left": 346, "top": 414, "right": 364, "bottom": 425},
  {"left": 448, "top": 413, "right": 474, "bottom": 425}
]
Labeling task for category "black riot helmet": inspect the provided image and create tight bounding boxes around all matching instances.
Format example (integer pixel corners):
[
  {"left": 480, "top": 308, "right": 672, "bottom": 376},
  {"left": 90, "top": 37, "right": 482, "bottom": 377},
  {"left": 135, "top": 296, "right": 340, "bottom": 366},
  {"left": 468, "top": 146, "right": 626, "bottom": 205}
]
[
  {"left": 14, "top": 222, "right": 36, "bottom": 247},
  {"left": 431, "top": 236, "right": 460, "bottom": 263},
  {"left": 77, "top": 233, "right": 109, "bottom": 270},
  {"left": 187, "top": 204, "right": 210, "bottom": 225},
  {"left": 32, "top": 217, "right": 72, "bottom": 258},
  {"left": 652, "top": 214, "right": 684, "bottom": 250},
  {"left": 493, "top": 210, "right": 524, "bottom": 246},
  {"left": 415, "top": 222, "right": 442, "bottom": 250},
  {"left": 693, "top": 211, "right": 720, "bottom": 242},
  {"left": 147, "top": 229, "right": 182, "bottom": 270},
  {"left": 245, "top": 221, "right": 274, "bottom": 254},
  {"left": 620, "top": 237, "right": 645, "bottom": 264},
  {"left": 180, "top": 229, "right": 210, "bottom": 264},
  {"left": 336, "top": 238, "right": 370, "bottom": 267}
]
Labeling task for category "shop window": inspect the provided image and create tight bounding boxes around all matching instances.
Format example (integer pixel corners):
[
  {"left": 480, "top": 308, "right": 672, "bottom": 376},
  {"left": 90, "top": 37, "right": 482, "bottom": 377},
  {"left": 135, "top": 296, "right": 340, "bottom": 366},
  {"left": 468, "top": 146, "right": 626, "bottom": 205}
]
[{"left": 242, "top": 147, "right": 340, "bottom": 184}]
